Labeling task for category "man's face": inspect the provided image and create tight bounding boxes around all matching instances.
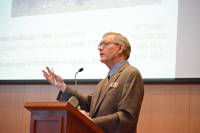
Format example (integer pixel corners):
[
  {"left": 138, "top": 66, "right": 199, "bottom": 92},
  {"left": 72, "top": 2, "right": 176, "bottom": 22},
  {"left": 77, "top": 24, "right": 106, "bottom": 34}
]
[{"left": 98, "top": 35, "right": 120, "bottom": 65}]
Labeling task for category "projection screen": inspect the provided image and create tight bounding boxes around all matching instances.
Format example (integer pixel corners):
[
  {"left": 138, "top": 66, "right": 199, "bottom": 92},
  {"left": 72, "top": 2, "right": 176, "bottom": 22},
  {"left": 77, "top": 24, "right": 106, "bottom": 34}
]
[{"left": 0, "top": 0, "right": 199, "bottom": 84}]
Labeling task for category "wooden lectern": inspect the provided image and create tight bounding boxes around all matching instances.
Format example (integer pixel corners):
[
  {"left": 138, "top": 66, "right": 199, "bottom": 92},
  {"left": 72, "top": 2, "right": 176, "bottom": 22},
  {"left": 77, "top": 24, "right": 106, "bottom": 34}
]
[{"left": 24, "top": 102, "right": 105, "bottom": 133}]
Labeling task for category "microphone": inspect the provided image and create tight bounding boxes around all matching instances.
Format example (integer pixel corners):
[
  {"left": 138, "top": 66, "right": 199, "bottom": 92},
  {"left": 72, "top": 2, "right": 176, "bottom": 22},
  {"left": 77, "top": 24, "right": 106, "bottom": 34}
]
[
  {"left": 78, "top": 68, "right": 83, "bottom": 73},
  {"left": 68, "top": 68, "right": 84, "bottom": 108},
  {"left": 75, "top": 68, "right": 84, "bottom": 98}
]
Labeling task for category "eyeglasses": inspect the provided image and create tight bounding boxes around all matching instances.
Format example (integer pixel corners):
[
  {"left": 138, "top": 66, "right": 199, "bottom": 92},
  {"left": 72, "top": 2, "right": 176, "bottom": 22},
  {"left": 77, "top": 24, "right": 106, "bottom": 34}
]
[{"left": 98, "top": 41, "right": 119, "bottom": 48}]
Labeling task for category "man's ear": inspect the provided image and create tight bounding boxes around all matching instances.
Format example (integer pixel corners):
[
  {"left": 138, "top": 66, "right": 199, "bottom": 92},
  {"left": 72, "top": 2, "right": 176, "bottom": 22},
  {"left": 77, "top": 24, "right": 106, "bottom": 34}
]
[{"left": 118, "top": 43, "right": 125, "bottom": 54}]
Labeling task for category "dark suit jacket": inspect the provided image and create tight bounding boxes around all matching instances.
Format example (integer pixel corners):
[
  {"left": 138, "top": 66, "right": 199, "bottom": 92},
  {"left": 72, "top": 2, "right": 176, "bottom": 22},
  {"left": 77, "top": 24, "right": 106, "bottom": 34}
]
[{"left": 57, "top": 61, "right": 144, "bottom": 133}]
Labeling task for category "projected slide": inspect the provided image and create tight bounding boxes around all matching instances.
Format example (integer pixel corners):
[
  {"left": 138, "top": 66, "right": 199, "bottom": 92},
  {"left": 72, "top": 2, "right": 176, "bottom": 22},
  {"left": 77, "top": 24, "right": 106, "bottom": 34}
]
[{"left": 0, "top": 0, "right": 178, "bottom": 81}]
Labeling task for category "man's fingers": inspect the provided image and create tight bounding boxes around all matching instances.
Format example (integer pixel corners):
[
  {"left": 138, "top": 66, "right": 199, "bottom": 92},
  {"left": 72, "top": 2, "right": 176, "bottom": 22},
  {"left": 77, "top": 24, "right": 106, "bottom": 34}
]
[
  {"left": 46, "top": 66, "right": 52, "bottom": 74},
  {"left": 42, "top": 70, "right": 48, "bottom": 75},
  {"left": 46, "top": 66, "right": 58, "bottom": 78},
  {"left": 43, "top": 73, "right": 48, "bottom": 80}
]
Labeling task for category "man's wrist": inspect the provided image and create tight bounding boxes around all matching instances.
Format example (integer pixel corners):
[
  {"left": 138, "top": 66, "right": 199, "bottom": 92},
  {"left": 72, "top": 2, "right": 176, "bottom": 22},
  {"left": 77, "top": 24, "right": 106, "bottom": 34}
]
[{"left": 60, "top": 83, "right": 66, "bottom": 93}]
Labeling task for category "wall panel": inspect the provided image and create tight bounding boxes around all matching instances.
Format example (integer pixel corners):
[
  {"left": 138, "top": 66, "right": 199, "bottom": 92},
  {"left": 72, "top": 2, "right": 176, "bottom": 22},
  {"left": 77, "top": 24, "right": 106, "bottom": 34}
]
[
  {"left": 138, "top": 84, "right": 190, "bottom": 133},
  {"left": 190, "top": 85, "right": 200, "bottom": 133},
  {"left": 0, "top": 84, "right": 199, "bottom": 133},
  {"left": 0, "top": 85, "right": 24, "bottom": 133}
]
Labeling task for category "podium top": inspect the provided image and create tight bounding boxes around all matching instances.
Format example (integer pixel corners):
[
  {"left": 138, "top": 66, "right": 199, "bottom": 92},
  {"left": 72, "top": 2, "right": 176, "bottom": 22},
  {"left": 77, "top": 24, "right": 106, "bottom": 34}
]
[{"left": 24, "top": 102, "right": 73, "bottom": 111}]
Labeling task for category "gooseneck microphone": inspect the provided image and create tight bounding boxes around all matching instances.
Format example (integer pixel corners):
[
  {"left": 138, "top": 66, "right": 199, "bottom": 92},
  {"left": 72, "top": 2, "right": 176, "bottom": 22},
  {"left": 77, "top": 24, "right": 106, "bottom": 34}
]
[
  {"left": 68, "top": 68, "right": 84, "bottom": 108},
  {"left": 75, "top": 68, "right": 84, "bottom": 98}
]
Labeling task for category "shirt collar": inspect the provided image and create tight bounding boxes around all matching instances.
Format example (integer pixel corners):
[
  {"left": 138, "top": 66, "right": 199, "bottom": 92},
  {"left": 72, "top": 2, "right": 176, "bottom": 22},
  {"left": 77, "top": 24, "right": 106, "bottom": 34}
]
[{"left": 109, "top": 60, "right": 127, "bottom": 78}]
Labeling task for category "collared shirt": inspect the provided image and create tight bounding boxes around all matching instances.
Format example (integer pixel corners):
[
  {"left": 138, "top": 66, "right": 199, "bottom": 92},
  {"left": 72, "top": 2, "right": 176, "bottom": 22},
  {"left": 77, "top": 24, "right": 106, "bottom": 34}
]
[{"left": 109, "top": 60, "right": 127, "bottom": 79}]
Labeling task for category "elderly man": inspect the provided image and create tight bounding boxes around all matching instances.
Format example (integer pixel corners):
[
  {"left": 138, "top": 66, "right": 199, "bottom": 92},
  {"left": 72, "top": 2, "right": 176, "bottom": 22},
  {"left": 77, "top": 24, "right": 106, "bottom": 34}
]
[{"left": 42, "top": 32, "right": 144, "bottom": 133}]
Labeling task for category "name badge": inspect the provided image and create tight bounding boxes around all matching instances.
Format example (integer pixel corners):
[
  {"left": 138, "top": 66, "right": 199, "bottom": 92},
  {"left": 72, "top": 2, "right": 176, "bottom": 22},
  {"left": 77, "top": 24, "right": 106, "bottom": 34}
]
[{"left": 109, "top": 82, "right": 119, "bottom": 88}]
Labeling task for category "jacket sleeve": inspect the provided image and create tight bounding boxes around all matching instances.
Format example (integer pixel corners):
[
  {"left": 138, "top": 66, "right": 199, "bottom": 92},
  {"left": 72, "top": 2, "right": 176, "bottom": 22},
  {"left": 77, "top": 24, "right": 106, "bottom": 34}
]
[{"left": 56, "top": 85, "right": 93, "bottom": 112}]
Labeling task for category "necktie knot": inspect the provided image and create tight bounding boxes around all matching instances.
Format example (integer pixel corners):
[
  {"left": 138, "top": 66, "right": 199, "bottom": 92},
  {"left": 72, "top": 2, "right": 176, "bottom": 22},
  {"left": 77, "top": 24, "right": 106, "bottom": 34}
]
[{"left": 106, "top": 73, "right": 110, "bottom": 80}]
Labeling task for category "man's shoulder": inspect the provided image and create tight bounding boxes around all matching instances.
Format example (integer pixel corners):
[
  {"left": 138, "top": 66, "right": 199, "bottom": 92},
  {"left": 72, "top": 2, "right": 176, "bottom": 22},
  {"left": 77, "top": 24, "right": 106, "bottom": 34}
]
[
  {"left": 120, "top": 63, "right": 143, "bottom": 79},
  {"left": 120, "top": 62, "right": 141, "bottom": 73}
]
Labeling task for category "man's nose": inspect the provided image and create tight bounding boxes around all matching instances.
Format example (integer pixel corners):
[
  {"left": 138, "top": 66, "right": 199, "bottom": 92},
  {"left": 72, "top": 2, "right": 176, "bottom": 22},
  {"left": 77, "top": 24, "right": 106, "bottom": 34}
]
[{"left": 98, "top": 45, "right": 103, "bottom": 50}]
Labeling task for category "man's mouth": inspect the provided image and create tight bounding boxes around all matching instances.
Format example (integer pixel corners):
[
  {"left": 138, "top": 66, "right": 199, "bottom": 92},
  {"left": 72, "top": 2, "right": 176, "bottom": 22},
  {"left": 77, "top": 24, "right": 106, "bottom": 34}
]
[{"left": 100, "top": 53, "right": 104, "bottom": 56}]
